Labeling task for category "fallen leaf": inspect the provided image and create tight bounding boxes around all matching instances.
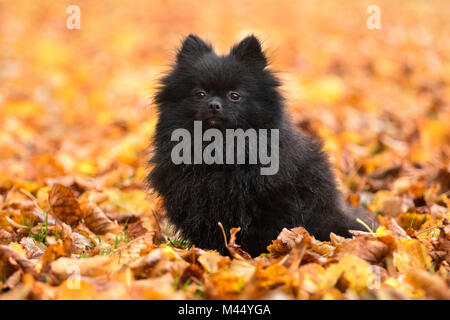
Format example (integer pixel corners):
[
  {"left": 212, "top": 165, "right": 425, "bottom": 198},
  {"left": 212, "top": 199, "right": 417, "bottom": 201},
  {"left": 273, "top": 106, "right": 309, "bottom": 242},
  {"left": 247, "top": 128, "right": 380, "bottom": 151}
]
[
  {"left": 321, "top": 255, "right": 373, "bottom": 293},
  {"left": 49, "top": 184, "right": 82, "bottom": 227},
  {"left": 0, "top": 245, "right": 37, "bottom": 276},
  {"left": 405, "top": 268, "right": 450, "bottom": 300},
  {"left": 198, "top": 250, "right": 230, "bottom": 273},
  {"left": 267, "top": 227, "right": 311, "bottom": 257},
  {"left": 41, "top": 243, "right": 71, "bottom": 273},
  {"left": 50, "top": 256, "right": 114, "bottom": 282},
  {"left": 80, "top": 202, "right": 116, "bottom": 235},
  {"left": 393, "top": 239, "right": 432, "bottom": 273},
  {"left": 333, "top": 235, "right": 392, "bottom": 264},
  {"left": 226, "top": 227, "right": 251, "bottom": 260}
]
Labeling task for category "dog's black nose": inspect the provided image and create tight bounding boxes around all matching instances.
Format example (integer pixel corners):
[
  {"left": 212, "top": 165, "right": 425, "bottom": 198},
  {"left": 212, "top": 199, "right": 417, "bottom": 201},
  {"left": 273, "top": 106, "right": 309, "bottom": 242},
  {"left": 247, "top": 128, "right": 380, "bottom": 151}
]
[{"left": 208, "top": 99, "right": 222, "bottom": 113}]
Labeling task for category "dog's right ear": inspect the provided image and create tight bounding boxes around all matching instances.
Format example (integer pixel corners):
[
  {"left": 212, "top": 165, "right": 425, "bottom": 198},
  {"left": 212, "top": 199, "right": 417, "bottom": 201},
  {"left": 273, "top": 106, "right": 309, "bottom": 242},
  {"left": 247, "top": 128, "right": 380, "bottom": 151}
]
[
  {"left": 230, "top": 35, "right": 267, "bottom": 70},
  {"left": 177, "top": 34, "right": 212, "bottom": 63}
]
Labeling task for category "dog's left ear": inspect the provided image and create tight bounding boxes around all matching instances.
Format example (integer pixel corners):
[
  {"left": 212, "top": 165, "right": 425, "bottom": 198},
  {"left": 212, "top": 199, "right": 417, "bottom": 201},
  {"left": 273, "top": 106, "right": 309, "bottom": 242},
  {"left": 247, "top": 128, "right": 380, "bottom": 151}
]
[{"left": 230, "top": 35, "right": 267, "bottom": 69}]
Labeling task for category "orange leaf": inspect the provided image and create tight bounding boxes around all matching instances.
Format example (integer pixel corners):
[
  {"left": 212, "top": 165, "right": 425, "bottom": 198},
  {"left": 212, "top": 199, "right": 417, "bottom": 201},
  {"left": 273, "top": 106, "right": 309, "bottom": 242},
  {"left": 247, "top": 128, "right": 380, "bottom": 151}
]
[{"left": 226, "top": 227, "right": 251, "bottom": 260}]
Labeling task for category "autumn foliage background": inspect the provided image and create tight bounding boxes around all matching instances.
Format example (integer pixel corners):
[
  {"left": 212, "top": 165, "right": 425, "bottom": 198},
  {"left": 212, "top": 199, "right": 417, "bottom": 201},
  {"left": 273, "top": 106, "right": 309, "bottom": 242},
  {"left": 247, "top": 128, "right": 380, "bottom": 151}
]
[{"left": 0, "top": 0, "right": 449, "bottom": 299}]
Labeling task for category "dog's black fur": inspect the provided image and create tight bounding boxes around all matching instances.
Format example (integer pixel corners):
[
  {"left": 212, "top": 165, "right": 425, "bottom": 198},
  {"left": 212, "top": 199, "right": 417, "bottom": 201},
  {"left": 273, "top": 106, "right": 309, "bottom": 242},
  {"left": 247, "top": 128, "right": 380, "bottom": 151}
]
[{"left": 148, "top": 34, "right": 376, "bottom": 256}]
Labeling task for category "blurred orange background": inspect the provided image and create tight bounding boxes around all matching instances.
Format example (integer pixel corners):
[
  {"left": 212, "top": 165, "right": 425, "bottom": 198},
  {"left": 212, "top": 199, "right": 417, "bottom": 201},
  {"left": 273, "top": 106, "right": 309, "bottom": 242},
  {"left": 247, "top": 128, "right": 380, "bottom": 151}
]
[{"left": 0, "top": 0, "right": 449, "bottom": 193}]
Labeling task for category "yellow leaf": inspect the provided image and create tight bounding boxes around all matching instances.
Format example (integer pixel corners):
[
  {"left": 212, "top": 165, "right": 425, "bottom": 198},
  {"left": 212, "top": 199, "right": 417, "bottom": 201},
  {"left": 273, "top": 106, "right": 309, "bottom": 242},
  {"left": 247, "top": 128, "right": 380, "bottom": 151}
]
[
  {"left": 376, "top": 226, "right": 388, "bottom": 237},
  {"left": 393, "top": 239, "right": 432, "bottom": 273},
  {"left": 321, "top": 255, "right": 372, "bottom": 293}
]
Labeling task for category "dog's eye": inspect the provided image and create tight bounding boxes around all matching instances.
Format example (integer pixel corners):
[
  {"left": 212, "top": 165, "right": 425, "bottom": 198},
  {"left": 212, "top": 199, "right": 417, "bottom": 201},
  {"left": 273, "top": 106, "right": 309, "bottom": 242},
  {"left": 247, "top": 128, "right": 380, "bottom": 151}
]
[
  {"left": 194, "top": 90, "right": 207, "bottom": 100},
  {"left": 228, "top": 91, "right": 241, "bottom": 102}
]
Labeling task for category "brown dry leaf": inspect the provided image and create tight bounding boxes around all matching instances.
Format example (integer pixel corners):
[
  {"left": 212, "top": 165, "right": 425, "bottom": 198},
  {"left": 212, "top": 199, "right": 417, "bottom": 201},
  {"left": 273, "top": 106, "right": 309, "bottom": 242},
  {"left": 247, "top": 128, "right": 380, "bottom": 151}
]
[
  {"left": 267, "top": 239, "right": 290, "bottom": 257},
  {"left": 310, "top": 238, "right": 335, "bottom": 256},
  {"left": 333, "top": 235, "right": 392, "bottom": 264},
  {"left": 48, "top": 184, "right": 82, "bottom": 228},
  {"left": 69, "top": 233, "right": 92, "bottom": 255},
  {"left": 80, "top": 202, "right": 116, "bottom": 235},
  {"left": 3, "top": 269, "right": 23, "bottom": 290},
  {"left": 267, "top": 227, "right": 311, "bottom": 257},
  {"left": 150, "top": 246, "right": 191, "bottom": 276},
  {"left": 20, "top": 237, "right": 46, "bottom": 259},
  {"left": 49, "top": 256, "right": 114, "bottom": 282},
  {"left": 112, "top": 232, "right": 155, "bottom": 266},
  {"left": 178, "top": 263, "right": 204, "bottom": 288},
  {"left": 429, "top": 219, "right": 450, "bottom": 266},
  {"left": 0, "top": 245, "right": 37, "bottom": 276},
  {"left": 0, "top": 228, "right": 16, "bottom": 245},
  {"left": 129, "top": 248, "right": 162, "bottom": 279},
  {"left": 3, "top": 189, "right": 35, "bottom": 211},
  {"left": 226, "top": 227, "right": 251, "bottom": 260},
  {"left": 329, "top": 232, "right": 351, "bottom": 246},
  {"left": 125, "top": 219, "right": 148, "bottom": 240}
]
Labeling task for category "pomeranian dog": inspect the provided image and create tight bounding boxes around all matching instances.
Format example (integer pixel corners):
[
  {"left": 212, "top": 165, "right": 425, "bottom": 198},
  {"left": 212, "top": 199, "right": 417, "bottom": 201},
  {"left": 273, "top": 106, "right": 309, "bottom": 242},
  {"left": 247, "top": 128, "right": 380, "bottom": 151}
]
[{"left": 148, "top": 34, "right": 376, "bottom": 256}]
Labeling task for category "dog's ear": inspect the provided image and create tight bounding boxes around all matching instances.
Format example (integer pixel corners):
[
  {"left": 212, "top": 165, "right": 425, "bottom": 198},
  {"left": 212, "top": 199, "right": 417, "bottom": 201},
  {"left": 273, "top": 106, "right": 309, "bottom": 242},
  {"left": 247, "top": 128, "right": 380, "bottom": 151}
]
[
  {"left": 230, "top": 35, "right": 267, "bottom": 69},
  {"left": 177, "top": 34, "right": 212, "bottom": 63}
]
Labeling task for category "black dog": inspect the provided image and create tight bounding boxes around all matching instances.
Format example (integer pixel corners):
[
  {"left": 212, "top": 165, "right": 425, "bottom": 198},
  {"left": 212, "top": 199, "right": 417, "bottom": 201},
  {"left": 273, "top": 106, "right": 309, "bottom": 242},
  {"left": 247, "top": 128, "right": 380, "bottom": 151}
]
[{"left": 148, "top": 34, "right": 376, "bottom": 256}]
